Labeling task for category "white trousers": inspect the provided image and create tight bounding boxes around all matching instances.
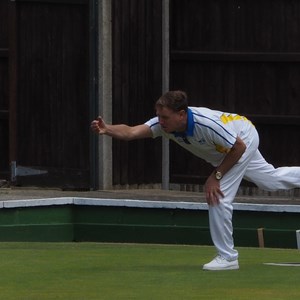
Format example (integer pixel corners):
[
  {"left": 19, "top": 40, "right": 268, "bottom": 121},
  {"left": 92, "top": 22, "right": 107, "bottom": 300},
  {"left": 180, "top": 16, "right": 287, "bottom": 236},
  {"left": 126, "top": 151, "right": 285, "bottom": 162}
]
[{"left": 208, "top": 126, "right": 300, "bottom": 260}]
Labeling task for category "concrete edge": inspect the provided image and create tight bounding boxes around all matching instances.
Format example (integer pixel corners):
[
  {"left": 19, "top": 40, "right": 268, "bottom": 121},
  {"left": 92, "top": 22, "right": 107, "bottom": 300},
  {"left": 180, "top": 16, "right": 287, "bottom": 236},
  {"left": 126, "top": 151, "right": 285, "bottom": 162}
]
[
  {"left": 73, "top": 198, "right": 208, "bottom": 210},
  {"left": 2, "top": 197, "right": 74, "bottom": 208},
  {"left": 0, "top": 197, "right": 299, "bottom": 213}
]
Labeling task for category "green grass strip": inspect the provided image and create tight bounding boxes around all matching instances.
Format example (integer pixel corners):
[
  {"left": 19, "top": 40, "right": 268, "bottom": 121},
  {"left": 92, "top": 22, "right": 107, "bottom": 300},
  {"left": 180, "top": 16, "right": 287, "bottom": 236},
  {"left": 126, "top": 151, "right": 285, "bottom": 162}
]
[{"left": 0, "top": 242, "right": 299, "bottom": 299}]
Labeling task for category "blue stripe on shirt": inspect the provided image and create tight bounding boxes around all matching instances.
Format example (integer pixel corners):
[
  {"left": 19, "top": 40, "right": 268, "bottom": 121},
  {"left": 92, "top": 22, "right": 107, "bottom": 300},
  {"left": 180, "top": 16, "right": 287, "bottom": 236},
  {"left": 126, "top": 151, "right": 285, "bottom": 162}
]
[
  {"left": 194, "top": 113, "right": 236, "bottom": 139},
  {"left": 149, "top": 121, "right": 159, "bottom": 128},
  {"left": 194, "top": 122, "right": 234, "bottom": 146}
]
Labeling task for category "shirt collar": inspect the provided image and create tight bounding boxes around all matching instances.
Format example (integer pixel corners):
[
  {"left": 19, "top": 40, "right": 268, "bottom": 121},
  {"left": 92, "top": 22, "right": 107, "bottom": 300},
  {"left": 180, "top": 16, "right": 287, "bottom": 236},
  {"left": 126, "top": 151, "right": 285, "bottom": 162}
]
[{"left": 173, "top": 108, "right": 194, "bottom": 137}]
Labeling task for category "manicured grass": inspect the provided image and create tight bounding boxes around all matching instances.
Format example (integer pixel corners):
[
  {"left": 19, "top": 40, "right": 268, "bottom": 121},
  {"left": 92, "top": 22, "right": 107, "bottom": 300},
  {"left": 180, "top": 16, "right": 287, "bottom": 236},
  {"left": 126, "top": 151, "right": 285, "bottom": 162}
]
[{"left": 0, "top": 243, "right": 299, "bottom": 299}]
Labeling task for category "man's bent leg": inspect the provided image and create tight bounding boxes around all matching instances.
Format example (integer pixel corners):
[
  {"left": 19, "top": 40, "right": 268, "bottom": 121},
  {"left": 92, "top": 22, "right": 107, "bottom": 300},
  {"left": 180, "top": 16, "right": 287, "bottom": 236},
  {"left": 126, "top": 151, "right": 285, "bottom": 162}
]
[{"left": 244, "top": 151, "right": 300, "bottom": 191}]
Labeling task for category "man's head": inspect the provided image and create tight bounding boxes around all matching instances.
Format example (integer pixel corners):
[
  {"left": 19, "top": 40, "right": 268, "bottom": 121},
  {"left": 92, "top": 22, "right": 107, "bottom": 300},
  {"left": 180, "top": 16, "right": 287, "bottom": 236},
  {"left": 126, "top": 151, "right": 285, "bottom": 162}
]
[
  {"left": 155, "top": 90, "right": 188, "bottom": 133},
  {"left": 155, "top": 90, "right": 188, "bottom": 113}
]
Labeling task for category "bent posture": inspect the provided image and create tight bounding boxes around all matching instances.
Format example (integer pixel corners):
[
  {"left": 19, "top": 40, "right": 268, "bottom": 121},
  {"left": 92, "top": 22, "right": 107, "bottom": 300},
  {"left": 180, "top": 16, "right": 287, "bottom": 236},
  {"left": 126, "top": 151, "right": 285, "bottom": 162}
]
[{"left": 91, "top": 90, "right": 300, "bottom": 271}]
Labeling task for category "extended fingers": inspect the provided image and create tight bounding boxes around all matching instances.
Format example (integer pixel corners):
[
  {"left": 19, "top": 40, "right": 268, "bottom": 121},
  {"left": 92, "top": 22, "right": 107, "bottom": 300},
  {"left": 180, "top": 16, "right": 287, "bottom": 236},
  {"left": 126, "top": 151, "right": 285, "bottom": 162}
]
[
  {"left": 90, "top": 117, "right": 102, "bottom": 133},
  {"left": 206, "top": 187, "right": 224, "bottom": 206}
]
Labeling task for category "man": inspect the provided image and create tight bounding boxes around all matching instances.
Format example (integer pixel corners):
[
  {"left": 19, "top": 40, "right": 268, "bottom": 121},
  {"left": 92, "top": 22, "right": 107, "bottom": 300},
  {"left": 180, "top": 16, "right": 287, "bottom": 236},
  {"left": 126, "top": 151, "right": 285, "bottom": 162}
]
[{"left": 91, "top": 90, "right": 300, "bottom": 271}]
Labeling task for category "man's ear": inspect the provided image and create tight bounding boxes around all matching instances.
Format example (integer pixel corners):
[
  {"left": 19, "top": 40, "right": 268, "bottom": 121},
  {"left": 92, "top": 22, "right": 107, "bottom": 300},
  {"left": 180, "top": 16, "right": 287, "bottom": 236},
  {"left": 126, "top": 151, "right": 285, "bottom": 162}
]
[{"left": 179, "top": 110, "right": 186, "bottom": 118}]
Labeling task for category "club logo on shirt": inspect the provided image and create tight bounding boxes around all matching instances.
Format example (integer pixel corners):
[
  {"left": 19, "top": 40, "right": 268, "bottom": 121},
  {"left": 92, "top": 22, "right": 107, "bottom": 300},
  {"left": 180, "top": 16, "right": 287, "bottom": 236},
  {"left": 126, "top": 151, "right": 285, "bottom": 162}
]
[
  {"left": 197, "top": 138, "right": 206, "bottom": 145},
  {"left": 175, "top": 136, "right": 190, "bottom": 144},
  {"left": 215, "top": 144, "right": 230, "bottom": 153}
]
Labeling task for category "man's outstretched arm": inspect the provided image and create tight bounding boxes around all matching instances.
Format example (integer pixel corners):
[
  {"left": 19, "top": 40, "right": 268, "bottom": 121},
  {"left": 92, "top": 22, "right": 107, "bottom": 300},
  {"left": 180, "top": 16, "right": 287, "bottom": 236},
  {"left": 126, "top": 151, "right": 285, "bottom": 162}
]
[{"left": 90, "top": 116, "right": 153, "bottom": 141}]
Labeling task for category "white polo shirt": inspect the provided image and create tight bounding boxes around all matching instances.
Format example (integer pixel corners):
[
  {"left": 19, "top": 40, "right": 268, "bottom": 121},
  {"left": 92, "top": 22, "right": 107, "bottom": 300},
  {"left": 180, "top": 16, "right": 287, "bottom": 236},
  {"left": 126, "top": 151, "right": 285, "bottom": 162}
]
[{"left": 145, "top": 107, "right": 254, "bottom": 166}]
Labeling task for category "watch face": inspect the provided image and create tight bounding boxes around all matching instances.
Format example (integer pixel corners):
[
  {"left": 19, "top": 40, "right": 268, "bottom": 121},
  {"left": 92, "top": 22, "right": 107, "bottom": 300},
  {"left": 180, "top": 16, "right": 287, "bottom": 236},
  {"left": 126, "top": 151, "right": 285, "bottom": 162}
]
[{"left": 215, "top": 171, "right": 222, "bottom": 180}]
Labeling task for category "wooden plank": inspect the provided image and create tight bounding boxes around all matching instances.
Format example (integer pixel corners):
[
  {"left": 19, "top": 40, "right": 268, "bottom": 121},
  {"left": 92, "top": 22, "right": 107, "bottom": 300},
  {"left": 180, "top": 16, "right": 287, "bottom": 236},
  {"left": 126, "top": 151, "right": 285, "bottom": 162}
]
[
  {"left": 0, "top": 1, "right": 9, "bottom": 48},
  {"left": 170, "top": 0, "right": 300, "bottom": 53},
  {"left": 9, "top": 0, "right": 90, "bottom": 188},
  {"left": 0, "top": 49, "right": 8, "bottom": 57},
  {"left": 247, "top": 115, "right": 300, "bottom": 125},
  {"left": 257, "top": 228, "right": 265, "bottom": 248},
  {"left": 112, "top": 0, "right": 162, "bottom": 186},
  {"left": 0, "top": 0, "right": 9, "bottom": 179},
  {"left": 0, "top": 110, "right": 9, "bottom": 120},
  {"left": 171, "top": 51, "right": 300, "bottom": 62},
  {"left": 168, "top": 0, "right": 300, "bottom": 187},
  {"left": 9, "top": 1, "right": 18, "bottom": 165},
  {"left": 12, "top": 0, "right": 87, "bottom": 4}
]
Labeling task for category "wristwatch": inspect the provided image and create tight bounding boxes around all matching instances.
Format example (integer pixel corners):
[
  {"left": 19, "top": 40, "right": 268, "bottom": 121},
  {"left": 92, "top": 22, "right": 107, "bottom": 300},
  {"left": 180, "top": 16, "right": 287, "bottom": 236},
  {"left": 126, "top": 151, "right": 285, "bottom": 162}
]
[{"left": 215, "top": 170, "right": 223, "bottom": 180}]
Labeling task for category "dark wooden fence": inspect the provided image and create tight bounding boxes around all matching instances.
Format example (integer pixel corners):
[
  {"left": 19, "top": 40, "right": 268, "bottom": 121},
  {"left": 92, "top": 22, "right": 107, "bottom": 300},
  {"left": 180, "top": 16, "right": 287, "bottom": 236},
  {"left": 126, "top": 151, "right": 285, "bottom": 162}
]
[
  {"left": 1, "top": 0, "right": 300, "bottom": 189},
  {"left": 0, "top": 0, "right": 9, "bottom": 181},
  {"left": 9, "top": 0, "right": 90, "bottom": 189},
  {"left": 169, "top": 0, "right": 300, "bottom": 185},
  {"left": 112, "top": 0, "right": 163, "bottom": 186}
]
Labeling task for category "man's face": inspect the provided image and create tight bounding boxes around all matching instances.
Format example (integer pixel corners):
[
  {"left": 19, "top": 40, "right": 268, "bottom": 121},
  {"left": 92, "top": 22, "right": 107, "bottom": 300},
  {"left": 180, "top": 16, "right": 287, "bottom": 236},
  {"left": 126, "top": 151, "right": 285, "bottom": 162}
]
[{"left": 156, "top": 106, "right": 187, "bottom": 133}]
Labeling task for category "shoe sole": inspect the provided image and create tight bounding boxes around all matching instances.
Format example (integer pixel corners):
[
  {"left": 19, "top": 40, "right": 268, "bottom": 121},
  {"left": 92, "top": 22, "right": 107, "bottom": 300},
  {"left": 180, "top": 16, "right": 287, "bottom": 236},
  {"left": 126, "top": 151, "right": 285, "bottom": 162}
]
[{"left": 203, "top": 265, "right": 239, "bottom": 271}]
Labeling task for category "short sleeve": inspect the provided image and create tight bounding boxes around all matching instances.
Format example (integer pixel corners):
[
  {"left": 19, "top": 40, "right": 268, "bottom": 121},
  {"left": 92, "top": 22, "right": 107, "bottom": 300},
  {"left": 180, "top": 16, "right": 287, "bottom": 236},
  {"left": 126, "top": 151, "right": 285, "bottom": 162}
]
[{"left": 144, "top": 117, "right": 162, "bottom": 138}]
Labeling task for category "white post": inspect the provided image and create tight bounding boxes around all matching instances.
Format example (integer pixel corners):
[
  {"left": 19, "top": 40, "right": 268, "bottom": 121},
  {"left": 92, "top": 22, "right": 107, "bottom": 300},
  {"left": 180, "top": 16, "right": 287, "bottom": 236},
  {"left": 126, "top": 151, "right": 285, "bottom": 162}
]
[
  {"left": 296, "top": 230, "right": 300, "bottom": 249},
  {"left": 98, "top": 0, "right": 113, "bottom": 189},
  {"left": 162, "top": 0, "right": 170, "bottom": 190}
]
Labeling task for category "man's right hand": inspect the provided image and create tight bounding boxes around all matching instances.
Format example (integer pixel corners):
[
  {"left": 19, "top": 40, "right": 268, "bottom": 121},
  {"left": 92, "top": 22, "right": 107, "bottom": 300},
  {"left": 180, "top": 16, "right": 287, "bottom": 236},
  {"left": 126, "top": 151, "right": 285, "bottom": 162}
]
[{"left": 90, "top": 116, "right": 106, "bottom": 135}]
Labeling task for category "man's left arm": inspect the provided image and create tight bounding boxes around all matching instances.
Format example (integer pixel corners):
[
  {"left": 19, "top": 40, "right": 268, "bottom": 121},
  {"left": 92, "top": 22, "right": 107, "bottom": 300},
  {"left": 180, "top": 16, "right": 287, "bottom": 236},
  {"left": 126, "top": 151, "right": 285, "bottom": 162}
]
[{"left": 205, "top": 136, "right": 246, "bottom": 206}]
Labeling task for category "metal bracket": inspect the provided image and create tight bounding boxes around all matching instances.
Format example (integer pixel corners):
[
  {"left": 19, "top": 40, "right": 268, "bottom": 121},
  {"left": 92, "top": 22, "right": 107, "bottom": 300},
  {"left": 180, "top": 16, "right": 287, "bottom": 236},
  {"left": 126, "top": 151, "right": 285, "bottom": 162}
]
[{"left": 11, "top": 161, "right": 48, "bottom": 182}]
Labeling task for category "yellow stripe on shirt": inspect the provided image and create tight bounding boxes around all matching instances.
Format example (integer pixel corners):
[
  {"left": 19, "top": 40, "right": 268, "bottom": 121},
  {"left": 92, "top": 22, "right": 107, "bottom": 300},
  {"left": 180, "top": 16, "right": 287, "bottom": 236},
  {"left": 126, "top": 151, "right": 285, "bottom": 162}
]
[{"left": 220, "top": 113, "right": 253, "bottom": 126}]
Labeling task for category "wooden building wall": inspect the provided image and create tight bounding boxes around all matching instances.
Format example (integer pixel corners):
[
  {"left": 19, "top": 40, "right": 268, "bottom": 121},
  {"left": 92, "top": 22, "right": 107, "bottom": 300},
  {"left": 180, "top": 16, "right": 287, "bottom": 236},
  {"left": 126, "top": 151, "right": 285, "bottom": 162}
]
[
  {"left": 1, "top": 0, "right": 300, "bottom": 189},
  {"left": 9, "top": 0, "right": 90, "bottom": 189},
  {"left": 2, "top": 0, "right": 163, "bottom": 189},
  {"left": 112, "top": 0, "right": 163, "bottom": 186},
  {"left": 169, "top": 0, "right": 300, "bottom": 185},
  {"left": 0, "top": 0, "right": 9, "bottom": 180}
]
